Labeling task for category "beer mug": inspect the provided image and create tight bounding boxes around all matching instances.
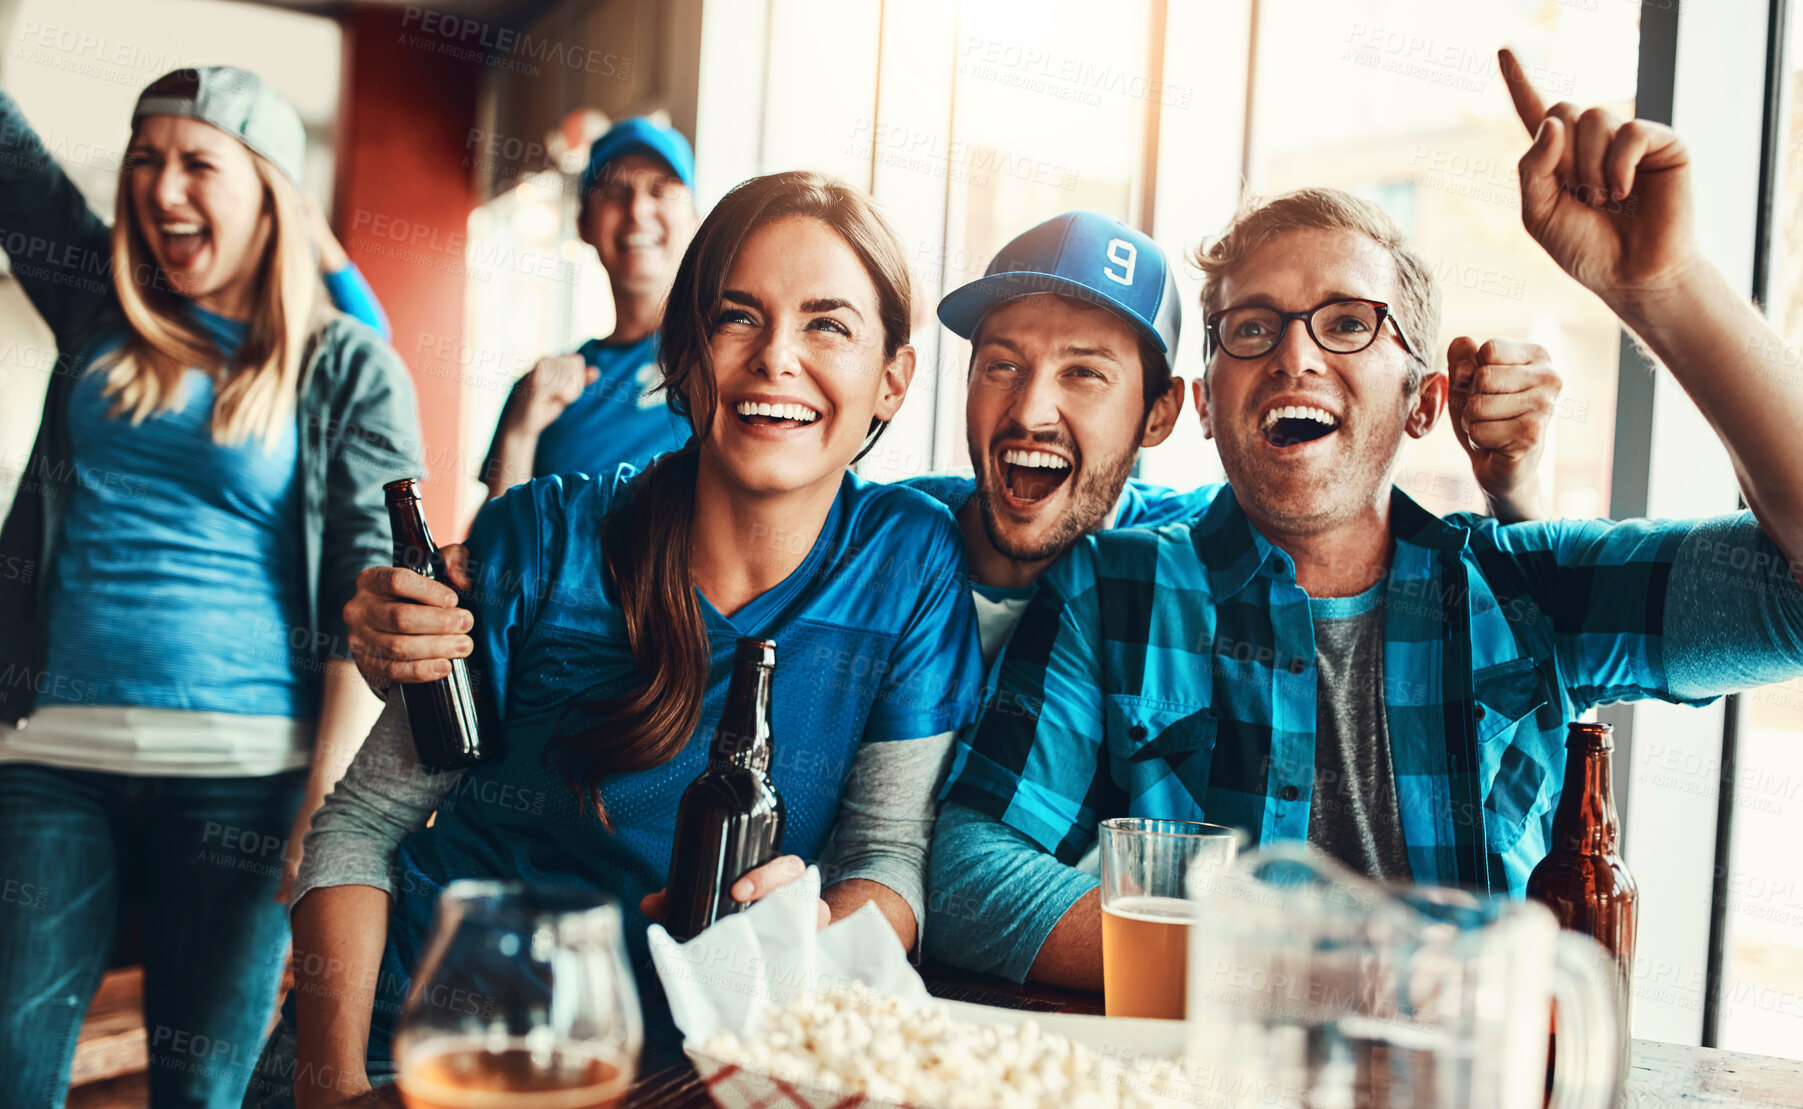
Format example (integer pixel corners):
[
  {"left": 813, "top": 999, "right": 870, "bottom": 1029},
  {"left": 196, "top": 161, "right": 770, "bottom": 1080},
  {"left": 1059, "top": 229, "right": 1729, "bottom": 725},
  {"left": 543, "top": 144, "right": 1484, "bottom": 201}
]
[
  {"left": 1099, "top": 817, "right": 1240, "bottom": 1019},
  {"left": 1186, "top": 844, "right": 1624, "bottom": 1109},
  {"left": 394, "top": 882, "right": 643, "bottom": 1109}
]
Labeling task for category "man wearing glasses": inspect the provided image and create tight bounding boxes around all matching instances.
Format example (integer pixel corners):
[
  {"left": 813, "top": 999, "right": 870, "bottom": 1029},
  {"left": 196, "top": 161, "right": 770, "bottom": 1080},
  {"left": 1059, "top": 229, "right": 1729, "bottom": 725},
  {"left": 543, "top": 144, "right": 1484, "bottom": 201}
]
[{"left": 927, "top": 70, "right": 1803, "bottom": 990}]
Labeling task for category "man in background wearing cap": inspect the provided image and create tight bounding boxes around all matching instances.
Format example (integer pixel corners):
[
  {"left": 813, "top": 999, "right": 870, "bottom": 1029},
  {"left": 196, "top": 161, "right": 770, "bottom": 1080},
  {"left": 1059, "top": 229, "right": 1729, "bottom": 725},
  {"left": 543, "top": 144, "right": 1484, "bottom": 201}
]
[{"left": 480, "top": 117, "right": 699, "bottom": 499}]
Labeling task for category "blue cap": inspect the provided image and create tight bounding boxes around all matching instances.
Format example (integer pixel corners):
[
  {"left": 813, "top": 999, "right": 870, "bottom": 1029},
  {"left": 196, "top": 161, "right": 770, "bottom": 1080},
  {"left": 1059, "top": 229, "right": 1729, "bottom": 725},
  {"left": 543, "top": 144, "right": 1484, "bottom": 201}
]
[
  {"left": 578, "top": 117, "right": 696, "bottom": 200},
  {"left": 938, "top": 211, "right": 1181, "bottom": 370}
]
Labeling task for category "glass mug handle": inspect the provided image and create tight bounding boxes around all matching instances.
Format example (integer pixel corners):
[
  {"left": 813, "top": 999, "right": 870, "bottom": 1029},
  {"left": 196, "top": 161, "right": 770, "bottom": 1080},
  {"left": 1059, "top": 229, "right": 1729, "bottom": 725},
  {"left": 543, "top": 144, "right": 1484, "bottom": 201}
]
[{"left": 1547, "top": 932, "right": 1627, "bottom": 1109}]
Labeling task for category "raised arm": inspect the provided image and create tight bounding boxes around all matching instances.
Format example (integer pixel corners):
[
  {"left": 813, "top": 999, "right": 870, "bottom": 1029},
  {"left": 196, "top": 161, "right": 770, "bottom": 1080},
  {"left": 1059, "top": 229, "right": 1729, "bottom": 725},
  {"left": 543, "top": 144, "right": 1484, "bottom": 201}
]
[
  {"left": 305, "top": 191, "right": 392, "bottom": 340},
  {"left": 481, "top": 355, "right": 599, "bottom": 501},
  {"left": 0, "top": 90, "right": 115, "bottom": 346},
  {"left": 1500, "top": 48, "right": 1803, "bottom": 577}
]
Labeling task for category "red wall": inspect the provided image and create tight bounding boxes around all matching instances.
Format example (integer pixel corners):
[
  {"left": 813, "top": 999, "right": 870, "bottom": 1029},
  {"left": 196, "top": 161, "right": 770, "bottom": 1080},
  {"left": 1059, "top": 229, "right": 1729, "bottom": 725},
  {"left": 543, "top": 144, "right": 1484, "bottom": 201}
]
[{"left": 333, "top": 8, "right": 481, "bottom": 538}]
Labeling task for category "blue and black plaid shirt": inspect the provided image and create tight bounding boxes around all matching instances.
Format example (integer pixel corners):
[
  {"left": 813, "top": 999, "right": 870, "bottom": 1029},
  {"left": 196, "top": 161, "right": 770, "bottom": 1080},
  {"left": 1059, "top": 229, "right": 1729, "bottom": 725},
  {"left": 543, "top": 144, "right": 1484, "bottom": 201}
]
[{"left": 943, "top": 484, "right": 1803, "bottom": 895}]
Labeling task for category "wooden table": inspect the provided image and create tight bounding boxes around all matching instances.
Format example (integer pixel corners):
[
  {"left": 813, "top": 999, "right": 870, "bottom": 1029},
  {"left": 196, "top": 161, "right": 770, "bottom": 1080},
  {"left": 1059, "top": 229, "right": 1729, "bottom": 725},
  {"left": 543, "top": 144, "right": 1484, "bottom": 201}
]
[{"left": 621, "top": 964, "right": 1803, "bottom": 1108}]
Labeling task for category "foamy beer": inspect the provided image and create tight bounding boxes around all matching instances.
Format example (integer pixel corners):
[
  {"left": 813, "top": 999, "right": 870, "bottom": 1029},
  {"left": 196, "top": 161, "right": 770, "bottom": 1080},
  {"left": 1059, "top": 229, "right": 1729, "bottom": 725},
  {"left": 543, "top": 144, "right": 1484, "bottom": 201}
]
[
  {"left": 1099, "top": 818, "right": 1239, "bottom": 1020},
  {"left": 398, "top": 1039, "right": 629, "bottom": 1109},
  {"left": 394, "top": 882, "right": 643, "bottom": 1109}
]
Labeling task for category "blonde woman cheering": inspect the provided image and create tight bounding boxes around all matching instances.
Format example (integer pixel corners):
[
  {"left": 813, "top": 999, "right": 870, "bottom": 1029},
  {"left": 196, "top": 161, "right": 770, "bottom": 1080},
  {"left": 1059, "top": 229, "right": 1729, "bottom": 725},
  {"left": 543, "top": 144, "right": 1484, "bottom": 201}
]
[{"left": 0, "top": 67, "right": 422, "bottom": 1109}]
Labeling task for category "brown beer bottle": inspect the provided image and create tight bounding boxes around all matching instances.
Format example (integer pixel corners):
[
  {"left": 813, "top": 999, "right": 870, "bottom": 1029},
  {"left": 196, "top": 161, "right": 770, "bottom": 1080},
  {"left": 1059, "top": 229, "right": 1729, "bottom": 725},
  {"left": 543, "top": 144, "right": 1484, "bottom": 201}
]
[
  {"left": 664, "top": 638, "right": 786, "bottom": 942},
  {"left": 1527, "top": 721, "right": 1638, "bottom": 1096},
  {"left": 383, "top": 478, "right": 500, "bottom": 771}
]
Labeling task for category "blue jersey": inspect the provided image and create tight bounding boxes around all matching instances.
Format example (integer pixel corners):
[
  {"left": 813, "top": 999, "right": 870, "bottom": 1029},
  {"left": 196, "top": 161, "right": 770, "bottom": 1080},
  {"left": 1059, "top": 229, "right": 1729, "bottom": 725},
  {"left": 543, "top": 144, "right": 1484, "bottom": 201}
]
[
  {"left": 371, "top": 466, "right": 985, "bottom": 1060},
  {"left": 898, "top": 473, "right": 1216, "bottom": 529},
  {"left": 483, "top": 334, "right": 692, "bottom": 489}
]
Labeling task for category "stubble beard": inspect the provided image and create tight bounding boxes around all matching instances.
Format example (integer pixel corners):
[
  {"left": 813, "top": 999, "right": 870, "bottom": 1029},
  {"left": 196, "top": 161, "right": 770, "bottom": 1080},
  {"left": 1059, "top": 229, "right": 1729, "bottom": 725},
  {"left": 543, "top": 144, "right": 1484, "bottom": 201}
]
[{"left": 971, "top": 436, "right": 1141, "bottom": 564}]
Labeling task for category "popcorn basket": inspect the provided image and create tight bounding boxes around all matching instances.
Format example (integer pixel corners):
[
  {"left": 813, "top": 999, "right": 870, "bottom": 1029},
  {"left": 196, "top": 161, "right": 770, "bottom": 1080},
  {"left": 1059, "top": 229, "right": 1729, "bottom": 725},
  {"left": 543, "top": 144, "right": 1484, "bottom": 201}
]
[{"left": 648, "top": 868, "right": 1192, "bottom": 1109}]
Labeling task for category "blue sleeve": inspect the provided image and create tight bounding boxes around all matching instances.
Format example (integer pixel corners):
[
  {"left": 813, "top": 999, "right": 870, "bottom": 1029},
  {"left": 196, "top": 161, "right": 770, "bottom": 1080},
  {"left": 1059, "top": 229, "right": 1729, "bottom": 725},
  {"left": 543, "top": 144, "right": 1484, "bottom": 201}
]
[
  {"left": 462, "top": 478, "right": 562, "bottom": 721},
  {"left": 1115, "top": 479, "right": 1218, "bottom": 528},
  {"left": 1477, "top": 515, "right": 1735, "bottom": 709},
  {"left": 322, "top": 263, "right": 393, "bottom": 341},
  {"left": 1661, "top": 514, "right": 1803, "bottom": 701},
  {"left": 940, "top": 539, "right": 1115, "bottom": 863},
  {"left": 860, "top": 506, "right": 986, "bottom": 743},
  {"left": 925, "top": 802, "right": 1097, "bottom": 982}
]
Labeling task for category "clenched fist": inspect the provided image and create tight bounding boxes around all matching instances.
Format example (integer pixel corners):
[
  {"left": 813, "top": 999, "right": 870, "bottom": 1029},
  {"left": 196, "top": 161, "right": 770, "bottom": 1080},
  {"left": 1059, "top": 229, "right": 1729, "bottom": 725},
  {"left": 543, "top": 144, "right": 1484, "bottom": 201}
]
[
  {"left": 504, "top": 354, "right": 601, "bottom": 437},
  {"left": 1446, "top": 336, "right": 1561, "bottom": 522}
]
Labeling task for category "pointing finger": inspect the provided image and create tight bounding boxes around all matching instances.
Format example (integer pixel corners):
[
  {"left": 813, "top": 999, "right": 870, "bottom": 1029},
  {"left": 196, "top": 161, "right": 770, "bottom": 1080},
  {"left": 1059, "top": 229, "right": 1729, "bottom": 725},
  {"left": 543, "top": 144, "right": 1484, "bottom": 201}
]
[{"left": 1498, "top": 48, "right": 1548, "bottom": 135}]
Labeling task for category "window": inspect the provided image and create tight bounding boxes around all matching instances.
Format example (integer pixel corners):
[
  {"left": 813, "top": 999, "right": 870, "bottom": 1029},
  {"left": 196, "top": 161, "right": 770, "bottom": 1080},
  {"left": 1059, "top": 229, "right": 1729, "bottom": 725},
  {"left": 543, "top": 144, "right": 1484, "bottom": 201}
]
[
  {"left": 697, "top": 0, "right": 1157, "bottom": 481},
  {"left": 1715, "top": 0, "right": 1803, "bottom": 1061},
  {"left": 1237, "top": 0, "right": 1639, "bottom": 520}
]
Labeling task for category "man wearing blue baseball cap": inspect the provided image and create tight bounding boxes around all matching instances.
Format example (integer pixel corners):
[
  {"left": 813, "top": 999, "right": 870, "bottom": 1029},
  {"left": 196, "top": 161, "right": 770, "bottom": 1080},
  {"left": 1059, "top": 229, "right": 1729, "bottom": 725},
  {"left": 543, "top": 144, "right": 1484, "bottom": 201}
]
[{"left": 481, "top": 116, "right": 699, "bottom": 498}]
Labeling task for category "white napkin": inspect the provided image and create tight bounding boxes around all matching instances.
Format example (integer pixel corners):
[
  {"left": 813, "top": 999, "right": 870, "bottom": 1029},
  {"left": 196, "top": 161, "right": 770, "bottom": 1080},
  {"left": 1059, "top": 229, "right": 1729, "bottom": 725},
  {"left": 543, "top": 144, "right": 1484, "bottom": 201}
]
[{"left": 647, "top": 865, "right": 931, "bottom": 1042}]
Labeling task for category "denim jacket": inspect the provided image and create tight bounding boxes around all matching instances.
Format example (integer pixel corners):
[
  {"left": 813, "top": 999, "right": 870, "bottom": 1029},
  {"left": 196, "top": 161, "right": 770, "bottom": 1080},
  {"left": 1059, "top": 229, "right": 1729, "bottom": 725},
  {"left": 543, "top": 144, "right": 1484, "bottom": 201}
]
[{"left": 0, "top": 91, "right": 423, "bottom": 724}]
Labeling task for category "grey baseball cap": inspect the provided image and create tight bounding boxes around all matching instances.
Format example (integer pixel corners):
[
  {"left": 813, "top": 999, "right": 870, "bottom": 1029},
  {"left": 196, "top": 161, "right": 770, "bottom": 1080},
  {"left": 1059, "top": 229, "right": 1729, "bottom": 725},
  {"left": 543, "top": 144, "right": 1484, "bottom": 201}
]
[{"left": 132, "top": 67, "right": 306, "bottom": 185}]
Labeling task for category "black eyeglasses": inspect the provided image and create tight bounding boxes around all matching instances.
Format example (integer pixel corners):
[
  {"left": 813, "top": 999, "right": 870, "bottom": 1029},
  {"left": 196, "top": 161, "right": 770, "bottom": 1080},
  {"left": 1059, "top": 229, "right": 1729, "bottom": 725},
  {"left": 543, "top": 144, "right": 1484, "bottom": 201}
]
[{"left": 1205, "top": 297, "right": 1422, "bottom": 364}]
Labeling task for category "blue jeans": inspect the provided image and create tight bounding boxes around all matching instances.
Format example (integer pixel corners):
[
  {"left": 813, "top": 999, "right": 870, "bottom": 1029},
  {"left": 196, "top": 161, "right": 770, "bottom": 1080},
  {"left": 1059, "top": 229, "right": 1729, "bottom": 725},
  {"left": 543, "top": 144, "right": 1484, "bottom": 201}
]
[{"left": 0, "top": 761, "right": 306, "bottom": 1109}]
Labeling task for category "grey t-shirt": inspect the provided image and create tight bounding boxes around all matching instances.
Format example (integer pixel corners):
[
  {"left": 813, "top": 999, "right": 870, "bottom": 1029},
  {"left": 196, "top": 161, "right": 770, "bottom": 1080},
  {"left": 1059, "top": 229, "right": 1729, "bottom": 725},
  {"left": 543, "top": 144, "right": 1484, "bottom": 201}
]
[{"left": 1306, "top": 582, "right": 1413, "bottom": 882}]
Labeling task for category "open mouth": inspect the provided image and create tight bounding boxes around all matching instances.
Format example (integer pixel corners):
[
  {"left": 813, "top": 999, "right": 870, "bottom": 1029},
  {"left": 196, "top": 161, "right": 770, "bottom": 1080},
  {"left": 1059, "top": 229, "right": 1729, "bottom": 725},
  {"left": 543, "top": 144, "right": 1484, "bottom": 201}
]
[
  {"left": 621, "top": 230, "right": 665, "bottom": 252},
  {"left": 734, "top": 400, "right": 821, "bottom": 430},
  {"left": 998, "top": 447, "right": 1073, "bottom": 505},
  {"left": 157, "top": 220, "right": 210, "bottom": 269},
  {"left": 1260, "top": 404, "right": 1341, "bottom": 448}
]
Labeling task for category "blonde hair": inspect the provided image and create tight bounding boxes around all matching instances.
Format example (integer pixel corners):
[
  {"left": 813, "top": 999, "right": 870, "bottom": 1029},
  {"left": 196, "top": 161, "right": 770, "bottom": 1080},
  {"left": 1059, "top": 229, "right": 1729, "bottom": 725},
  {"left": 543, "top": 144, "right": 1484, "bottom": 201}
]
[
  {"left": 1193, "top": 187, "right": 1439, "bottom": 389},
  {"left": 104, "top": 150, "right": 322, "bottom": 445}
]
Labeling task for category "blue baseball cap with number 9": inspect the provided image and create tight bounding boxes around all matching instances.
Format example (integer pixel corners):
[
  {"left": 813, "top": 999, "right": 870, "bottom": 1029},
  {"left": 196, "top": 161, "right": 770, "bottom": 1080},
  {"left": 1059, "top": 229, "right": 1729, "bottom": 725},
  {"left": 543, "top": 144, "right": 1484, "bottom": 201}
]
[{"left": 938, "top": 211, "right": 1181, "bottom": 370}]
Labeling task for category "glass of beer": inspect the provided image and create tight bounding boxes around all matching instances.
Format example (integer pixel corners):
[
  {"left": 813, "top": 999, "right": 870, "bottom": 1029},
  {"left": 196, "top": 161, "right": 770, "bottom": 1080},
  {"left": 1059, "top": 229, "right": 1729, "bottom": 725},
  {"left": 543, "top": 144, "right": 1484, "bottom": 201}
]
[
  {"left": 394, "top": 881, "right": 643, "bottom": 1109},
  {"left": 1099, "top": 817, "right": 1239, "bottom": 1020}
]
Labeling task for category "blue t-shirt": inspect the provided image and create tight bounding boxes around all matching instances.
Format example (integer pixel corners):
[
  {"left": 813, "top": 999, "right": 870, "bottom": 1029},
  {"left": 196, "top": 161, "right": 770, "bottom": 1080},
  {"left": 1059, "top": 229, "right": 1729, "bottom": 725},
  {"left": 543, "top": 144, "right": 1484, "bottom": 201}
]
[
  {"left": 41, "top": 306, "right": 310, "bottom": 715},
  {"left": 484, "top": 335, "right": 692, "bottom": 488},
  {"left": 369, "top": 466, "right": 986, "bottom": 1060},
  {"left": 899, "top": 473, "right": 1217, "bottom": 529}
]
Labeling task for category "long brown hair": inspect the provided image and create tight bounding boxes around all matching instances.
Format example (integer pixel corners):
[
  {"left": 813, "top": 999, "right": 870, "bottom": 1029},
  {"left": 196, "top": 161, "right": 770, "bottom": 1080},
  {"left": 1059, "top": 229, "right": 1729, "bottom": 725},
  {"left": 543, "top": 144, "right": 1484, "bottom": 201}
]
[
  {"left": 105, "top": 148, "right": 324, "bottom": 445},
  {"left": 549, "top": 170, "right": 914, "bottom": 823}
]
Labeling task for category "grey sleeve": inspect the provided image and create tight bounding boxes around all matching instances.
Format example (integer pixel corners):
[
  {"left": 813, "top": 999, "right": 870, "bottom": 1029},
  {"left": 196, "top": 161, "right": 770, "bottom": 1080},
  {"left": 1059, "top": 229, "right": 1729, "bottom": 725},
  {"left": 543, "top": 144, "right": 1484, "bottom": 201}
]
[
  {"left": 291, "top": 688, "right": 462, "bottom": 913},
  {"left": 924, "top": 802, "right": 1098, "bottom": 983},
  {"left": 1663, "top": 514, "right": 1803, "bottom": 702},
  {"left": 819, "top": 732, "right": 956, "bottom": 937}
]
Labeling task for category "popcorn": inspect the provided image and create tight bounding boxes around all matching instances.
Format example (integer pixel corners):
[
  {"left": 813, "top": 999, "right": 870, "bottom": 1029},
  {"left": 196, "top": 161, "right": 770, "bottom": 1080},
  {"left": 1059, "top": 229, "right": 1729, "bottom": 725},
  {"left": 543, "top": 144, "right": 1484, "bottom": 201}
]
[{"left": 698, "top": 983, "right": 1188, "bottom": 1109}]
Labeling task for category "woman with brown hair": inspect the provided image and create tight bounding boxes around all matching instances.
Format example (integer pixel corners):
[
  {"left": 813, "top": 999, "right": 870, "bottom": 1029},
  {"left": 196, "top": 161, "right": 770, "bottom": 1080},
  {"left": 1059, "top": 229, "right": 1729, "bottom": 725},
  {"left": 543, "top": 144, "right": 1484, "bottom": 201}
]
[
  {"left": 0, "top": 68, "right": 421, "bottom": 1108},
  {"left": 263, "top": 170, "right": 984, "bottom": 1107}
]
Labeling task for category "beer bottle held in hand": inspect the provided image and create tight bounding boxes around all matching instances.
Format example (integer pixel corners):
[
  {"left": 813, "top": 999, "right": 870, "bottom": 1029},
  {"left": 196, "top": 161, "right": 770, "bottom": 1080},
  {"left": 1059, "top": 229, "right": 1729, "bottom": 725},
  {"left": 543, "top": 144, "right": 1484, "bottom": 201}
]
[
  {"left": 384, "top": 478, "right": 500, "bottom": 771},
  {"left": 664, "top": 638, "right": 786, "bottom": 942},
  {"left": 1527, "top": 721, "right": 1637, "bottom": 1093}
]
